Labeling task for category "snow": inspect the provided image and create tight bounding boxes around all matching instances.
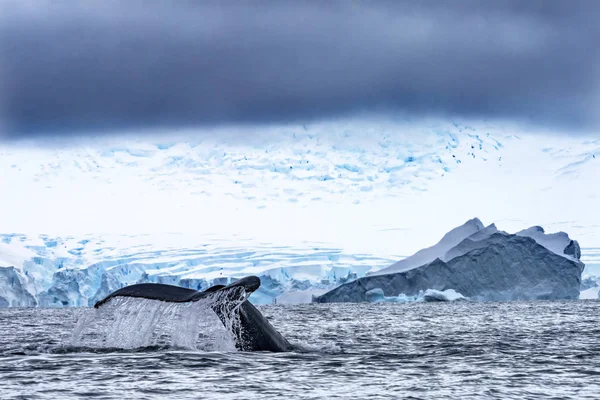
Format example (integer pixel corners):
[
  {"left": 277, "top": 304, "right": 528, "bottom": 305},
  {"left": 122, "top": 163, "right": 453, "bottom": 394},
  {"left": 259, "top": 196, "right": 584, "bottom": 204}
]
[
  {"left": 0, "top": 242, "right": 37, "bottom": 268},
  {"left": 1, "top": 118, "right": 599, "bottom": 256},
  {"left": 0, "top": 117, "right": 599, "bottom": 305},
  {"left": 372, "top": 215, "right": 582, "bottom": 277},
  {"left": 372, "top": 218, "right": 485, "bottom": 275},
  {"left": 516, "top": 226, "right": 576, "bottom": 261},
  {"left": 442, "top": 223, "right": 500, "bottom": 261}
]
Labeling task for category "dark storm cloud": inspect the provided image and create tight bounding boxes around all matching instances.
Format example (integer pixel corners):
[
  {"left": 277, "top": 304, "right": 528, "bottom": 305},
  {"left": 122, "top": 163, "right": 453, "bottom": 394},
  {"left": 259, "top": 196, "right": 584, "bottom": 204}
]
[{"left": 1, "top": 0, "right": 599, "bottom": 137}]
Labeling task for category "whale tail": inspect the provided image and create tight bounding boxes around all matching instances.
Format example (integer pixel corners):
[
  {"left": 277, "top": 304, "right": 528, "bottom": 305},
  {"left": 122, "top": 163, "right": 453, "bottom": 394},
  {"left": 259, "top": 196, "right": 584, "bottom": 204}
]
[{"left": 94, "top": 276, "right": 292, "bottom": 352}]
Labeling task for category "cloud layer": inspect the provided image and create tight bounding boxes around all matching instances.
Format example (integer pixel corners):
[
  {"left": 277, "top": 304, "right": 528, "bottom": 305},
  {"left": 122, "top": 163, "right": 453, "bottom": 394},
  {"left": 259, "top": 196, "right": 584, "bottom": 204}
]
[{"left": 1, "top": 1, "right": 599, "bottom": 137}]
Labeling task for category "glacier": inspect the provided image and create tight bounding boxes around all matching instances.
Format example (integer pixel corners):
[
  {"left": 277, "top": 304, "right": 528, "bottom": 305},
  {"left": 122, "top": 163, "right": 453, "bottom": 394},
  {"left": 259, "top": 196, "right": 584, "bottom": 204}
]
[
  {"left": 0, "top": 233, "right": 394, "bottom": 307},
  {"left": 0, "top": 219, "right": 591, "bottom": 307},
  {"left": 2, "top": 118, "right": 598, "bottom": 252},
  {"left": 0, "top": 118, "right": 599, "bottom": 306},
  {"left": 315, "top": 219, "right": 585, "bottom": 303},
  {"left": 0, "top": 266, "right": 37, "bottom": 307}
]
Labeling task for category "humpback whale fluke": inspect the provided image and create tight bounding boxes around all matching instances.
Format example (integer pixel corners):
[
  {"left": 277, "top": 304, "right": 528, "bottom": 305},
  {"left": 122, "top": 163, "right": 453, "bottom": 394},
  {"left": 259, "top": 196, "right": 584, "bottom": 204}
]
[{"left": 94, "top": 276, "right": 293, "bottom": 352}]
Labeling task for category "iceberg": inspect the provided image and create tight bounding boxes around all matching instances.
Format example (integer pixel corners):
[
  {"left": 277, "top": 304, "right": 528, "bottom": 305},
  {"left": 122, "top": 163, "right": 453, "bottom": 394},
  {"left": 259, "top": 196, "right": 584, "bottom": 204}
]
[
  {"left": 365, "top": 288, "right": 389, "bottom": 302},
  {"left": 365, "top": 288, "right": 414, "bottom": 303},
  {"left": 315, "top": 219, "right": 585, "bottom": 303},
  {"left": 365, "top": 287, "right": 466, "bottom": 303},
  {"left": 422, "top": 289, "right": 466, "bottom": 302},
  {"left": 370, "top": 218, "right": 488, "bottom": 276},
  {"left": 516, "top": 226, "right": 581, "bottom": 261}
]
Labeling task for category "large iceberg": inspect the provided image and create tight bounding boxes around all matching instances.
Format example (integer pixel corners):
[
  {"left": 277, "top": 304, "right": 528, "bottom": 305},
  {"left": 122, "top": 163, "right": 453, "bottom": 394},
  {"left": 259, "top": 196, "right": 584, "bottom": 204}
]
[
  {"left": 315, "top": 219, "right": 585, "bottom": 303},
  {"left": 371, "top": 218, "right": 491, "bottom": 276}
]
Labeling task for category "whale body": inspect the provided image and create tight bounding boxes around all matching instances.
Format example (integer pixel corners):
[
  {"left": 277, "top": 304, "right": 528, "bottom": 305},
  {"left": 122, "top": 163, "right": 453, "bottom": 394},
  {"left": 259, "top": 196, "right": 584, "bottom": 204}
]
[{"left": 94, "top": 276, "right": 293, "bottom": 352}]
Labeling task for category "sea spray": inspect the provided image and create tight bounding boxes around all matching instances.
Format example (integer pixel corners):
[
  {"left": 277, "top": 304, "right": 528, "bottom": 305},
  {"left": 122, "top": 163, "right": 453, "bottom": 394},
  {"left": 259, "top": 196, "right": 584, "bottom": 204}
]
[{"left": 70, "top": 288, "right": 249, "bottom": 351}]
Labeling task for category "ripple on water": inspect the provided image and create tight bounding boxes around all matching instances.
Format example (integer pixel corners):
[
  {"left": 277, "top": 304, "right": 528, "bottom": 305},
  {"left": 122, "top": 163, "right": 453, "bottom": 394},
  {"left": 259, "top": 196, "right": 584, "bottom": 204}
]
[{"left": 0, "top": 300, "right": 599, "bottom": 399}]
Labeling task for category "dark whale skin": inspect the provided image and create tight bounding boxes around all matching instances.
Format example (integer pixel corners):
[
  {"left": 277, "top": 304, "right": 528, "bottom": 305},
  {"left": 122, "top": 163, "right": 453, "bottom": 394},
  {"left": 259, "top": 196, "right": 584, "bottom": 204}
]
[{"left": 94, "top": 276, "right": 292, "bottom": 352}]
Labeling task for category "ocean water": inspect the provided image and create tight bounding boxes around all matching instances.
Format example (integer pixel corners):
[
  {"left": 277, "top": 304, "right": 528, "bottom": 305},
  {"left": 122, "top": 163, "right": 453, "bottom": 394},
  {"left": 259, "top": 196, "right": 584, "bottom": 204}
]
[{"left": 1, "top": 300, "right": 600, "bottom": 399}]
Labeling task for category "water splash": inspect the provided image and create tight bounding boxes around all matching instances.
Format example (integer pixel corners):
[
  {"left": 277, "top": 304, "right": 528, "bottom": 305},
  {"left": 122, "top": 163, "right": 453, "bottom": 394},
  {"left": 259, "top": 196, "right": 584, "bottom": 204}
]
[
  {"left": 292, "top": 340, "right": 342, "bottom": 354},
  {"left": 70, "top": 289, "right": 249, "bottom": 352}
]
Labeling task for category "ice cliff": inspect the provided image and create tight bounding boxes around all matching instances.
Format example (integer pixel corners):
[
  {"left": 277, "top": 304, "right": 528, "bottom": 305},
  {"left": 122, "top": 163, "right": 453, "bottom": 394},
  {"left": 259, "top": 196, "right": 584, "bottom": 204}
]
[
  {"left": 0, "top": 267, "right": 37, "bottom": 307},
  {"left": 0, "top": 233, "right": 390, "bottom": 307},
  {"left": 315, "top": 219, "right": 585, "bottom": 303}
]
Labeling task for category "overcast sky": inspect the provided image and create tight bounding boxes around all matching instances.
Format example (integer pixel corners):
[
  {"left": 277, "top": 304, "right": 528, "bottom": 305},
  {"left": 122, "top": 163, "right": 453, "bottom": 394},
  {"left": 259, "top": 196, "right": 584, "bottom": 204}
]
[{"left": 1, "top": 0, "right": 599, "bottom": 138}]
